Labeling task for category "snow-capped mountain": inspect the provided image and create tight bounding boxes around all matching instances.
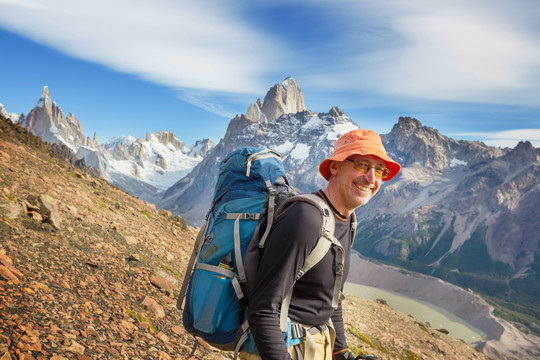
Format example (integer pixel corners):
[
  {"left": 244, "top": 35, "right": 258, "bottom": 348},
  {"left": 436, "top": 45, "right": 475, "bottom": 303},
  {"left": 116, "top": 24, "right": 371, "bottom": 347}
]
[
  {"left": 103, "top": 132, "right": 211, "bottom": 192},
  {"left": 11, "top": 87, "right": 215, "bottom": 203},
  {"left": 158, "top": 78, "right": 359, "bottom": 224},
  {"left": 0, "top": 103, "right": 20, "bottom": 123}
]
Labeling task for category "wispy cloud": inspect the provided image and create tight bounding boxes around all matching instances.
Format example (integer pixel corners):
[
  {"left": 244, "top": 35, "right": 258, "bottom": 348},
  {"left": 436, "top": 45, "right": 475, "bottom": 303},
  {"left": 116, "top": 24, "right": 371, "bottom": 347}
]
[
  {"left": 0, "top": 0, "right": 283, "bottom": 96},
  {"left": 314, "top": 0, "right": 540, "bottom": 107},
  {"left": 2, "top": 0, "right": 540, "bottom": 120},
  {"left": 175, "top": 90, "right": 236, "bottom": 119},
  {"left": 452, "top": 129, "right": 540, "bottom": 148}
]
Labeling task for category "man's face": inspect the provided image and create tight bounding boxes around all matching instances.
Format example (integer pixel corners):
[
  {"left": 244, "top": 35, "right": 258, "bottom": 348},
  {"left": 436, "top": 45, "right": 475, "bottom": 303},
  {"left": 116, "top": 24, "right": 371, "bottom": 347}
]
[{"left": 329, "top": 154, "right": 384, "bottom": 211}]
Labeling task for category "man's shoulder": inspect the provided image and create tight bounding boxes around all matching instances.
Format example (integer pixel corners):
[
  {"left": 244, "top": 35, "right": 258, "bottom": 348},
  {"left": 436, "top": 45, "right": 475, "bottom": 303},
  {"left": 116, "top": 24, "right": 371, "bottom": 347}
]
[{"left": 275, "top": 195, "right": 325, "bottom": 227}]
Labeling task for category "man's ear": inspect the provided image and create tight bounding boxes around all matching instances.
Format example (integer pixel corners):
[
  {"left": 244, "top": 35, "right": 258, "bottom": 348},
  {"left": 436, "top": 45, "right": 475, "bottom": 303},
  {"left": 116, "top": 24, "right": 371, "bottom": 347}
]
[{"left": 329, "top": 160, "right": 339, "bottom": 177}]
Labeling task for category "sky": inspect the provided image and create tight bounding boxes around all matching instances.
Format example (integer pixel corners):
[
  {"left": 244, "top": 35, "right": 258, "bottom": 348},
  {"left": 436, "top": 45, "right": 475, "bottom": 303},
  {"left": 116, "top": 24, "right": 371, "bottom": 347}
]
[{"left": 0, "top": 0, "right": 539, "bottom": 148}]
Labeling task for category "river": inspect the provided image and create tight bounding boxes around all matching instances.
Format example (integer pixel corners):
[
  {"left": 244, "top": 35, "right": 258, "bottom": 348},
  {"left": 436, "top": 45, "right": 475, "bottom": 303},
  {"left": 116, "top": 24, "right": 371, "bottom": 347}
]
[{"left": 344, "top": 282, "right": 487, "bottom": 344}]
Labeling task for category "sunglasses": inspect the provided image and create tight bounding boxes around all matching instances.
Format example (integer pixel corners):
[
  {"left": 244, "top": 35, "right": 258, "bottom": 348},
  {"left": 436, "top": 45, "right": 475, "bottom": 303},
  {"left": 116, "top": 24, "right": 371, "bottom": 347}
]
[{"left": 346, "top": 159, "right": 391, "bottom": 179}]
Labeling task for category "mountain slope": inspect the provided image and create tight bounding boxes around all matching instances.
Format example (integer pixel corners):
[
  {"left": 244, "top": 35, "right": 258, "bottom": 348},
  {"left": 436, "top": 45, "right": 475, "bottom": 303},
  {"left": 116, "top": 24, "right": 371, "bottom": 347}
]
[
  {"left": 0, "top": 114, "right": 491, "bottom": 360},
  {"left": 357, "top": 117, "right": 540, "bottom": 336}
]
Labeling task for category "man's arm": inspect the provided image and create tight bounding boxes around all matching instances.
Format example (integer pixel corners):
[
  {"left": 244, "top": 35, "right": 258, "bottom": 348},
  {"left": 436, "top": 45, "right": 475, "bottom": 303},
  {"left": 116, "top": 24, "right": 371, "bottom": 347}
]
[
  {"left": 331, "top": 301, "right": 348, "bottom": 354},
  {"left": 247, "top": 202, "right": 323, "bottom": 360}
]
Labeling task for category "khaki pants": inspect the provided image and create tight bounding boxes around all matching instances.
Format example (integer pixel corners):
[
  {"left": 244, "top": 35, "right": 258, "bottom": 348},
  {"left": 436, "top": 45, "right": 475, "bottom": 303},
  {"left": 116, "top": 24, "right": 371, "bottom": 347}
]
[{"left": 239, "top": 328, "right": 332, "bottom": 360}]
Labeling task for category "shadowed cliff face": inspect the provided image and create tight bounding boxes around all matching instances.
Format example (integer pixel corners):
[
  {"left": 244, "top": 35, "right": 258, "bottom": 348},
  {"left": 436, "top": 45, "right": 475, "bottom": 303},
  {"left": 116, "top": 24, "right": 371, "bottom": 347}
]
[{"left": 355, "top": 117, "right": 540, "bottom": 338}]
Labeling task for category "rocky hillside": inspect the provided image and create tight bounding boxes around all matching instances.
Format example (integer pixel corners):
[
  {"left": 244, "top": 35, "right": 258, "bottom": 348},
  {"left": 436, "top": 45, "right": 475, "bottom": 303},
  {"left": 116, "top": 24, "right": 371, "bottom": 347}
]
[
  {"left": 0, "top": 115, "right": 491, "bottom": 359},
  {"left": 358, "top": 117, "right": 540, "bottom": 336}
]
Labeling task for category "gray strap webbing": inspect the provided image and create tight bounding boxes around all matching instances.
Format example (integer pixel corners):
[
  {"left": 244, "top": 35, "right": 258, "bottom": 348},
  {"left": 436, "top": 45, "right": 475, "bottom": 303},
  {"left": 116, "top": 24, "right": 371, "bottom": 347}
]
[
  {"left": 197, "top": 263, "right": 235, "bottom": 278},
  {"left": 195, "top": 263, "right": 244, "bottom": 300},
  {"left": 279, "top": 236, "right": 334, "bottom": 332},
  {"left": 294, "top": 344, "right": 303, "bottom": 360},
  {"left": 225, "top": 213, "right": 260, "bottom": 221},
  {"left": 234, "top": 214, "right": 246, "bottom": 282},
  {"left": 245, "top": 149, "right": 282, "bottom": 177},
  {"left": 257, "top": 180, "right": 276, "bottom": 248},
  {"left": 224, "top": 212, "right": 260, "bottom": 283},
  {"left": 279, "top": 194, "right": 340, "bottom": 332},
  {"left": 327, "top": 232, "right": 344, "bottom": 309},
  {"left": 234, "top": 321, "right": 250, "bottom": 359},
  {"left": 178, "top": 211, "right": 211, "bottom": 302},
  {"left": 291, "top": 322, "right": 332, "bottom": 360}
]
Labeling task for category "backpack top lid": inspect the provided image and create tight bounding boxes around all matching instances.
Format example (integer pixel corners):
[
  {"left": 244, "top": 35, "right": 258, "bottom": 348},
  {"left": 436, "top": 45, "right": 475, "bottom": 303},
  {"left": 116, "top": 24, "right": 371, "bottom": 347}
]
[{"left": 211, "top": 147, "right": 287, "bottom": 206}]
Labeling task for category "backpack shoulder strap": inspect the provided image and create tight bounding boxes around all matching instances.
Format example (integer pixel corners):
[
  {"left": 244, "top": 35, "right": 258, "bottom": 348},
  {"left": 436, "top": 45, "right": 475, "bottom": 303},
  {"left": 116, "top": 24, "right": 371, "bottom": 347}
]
[{"left": 278, "top": 194, "right": 345, "bottom": 332}]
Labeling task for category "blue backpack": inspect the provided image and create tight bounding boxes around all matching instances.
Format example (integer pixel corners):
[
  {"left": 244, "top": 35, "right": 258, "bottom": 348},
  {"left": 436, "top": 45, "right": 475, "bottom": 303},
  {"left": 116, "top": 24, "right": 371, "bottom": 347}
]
[
  {"left": 178, "top": 147, "right": 292, "bottom": 350},
  {"left": 178, "top": 147, "right": 352, "bottom": 356}
]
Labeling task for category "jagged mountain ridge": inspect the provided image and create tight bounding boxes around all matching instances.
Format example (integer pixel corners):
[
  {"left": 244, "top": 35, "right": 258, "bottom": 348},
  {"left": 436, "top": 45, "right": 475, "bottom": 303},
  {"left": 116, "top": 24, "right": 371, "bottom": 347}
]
[
  {"left": 9, "top": 87, "right": 215, "bottom": 203},
  {"left": 358, "top": 117, "right": 540, "bottom": 336},
  {"left": 367, "top": 116, "right": 539, "bottom": 278},
  {"left": 158, "top": 78, "right": 540, "bottom": 343},
  {"left": 158, "top": 78, "right": 358, "bottom": 224}
]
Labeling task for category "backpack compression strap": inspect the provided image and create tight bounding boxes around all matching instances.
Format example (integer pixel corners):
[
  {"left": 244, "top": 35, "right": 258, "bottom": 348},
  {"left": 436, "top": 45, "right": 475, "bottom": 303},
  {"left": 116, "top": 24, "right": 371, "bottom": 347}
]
[{"left": 178, "top": 208, "right": 212, "bottom": 305}]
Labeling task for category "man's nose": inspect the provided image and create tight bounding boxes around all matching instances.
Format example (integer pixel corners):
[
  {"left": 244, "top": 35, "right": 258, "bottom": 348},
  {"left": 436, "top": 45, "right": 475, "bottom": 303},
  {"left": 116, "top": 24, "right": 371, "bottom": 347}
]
[{"left": 366, "top": 167, "right": 377, "bottom": 183}]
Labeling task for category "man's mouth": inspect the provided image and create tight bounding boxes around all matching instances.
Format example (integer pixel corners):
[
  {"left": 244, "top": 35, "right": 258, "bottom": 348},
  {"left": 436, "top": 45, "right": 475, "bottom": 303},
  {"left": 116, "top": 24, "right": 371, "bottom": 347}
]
[{"left": 354, "top": 183, "right": 372, "bottom": 192}]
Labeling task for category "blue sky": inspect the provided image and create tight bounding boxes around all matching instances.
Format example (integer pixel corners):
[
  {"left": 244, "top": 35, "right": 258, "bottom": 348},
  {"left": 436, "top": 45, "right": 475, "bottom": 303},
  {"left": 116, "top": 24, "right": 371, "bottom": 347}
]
[{"left": 0, "top": 0, "right": 539, "bottom": 148}]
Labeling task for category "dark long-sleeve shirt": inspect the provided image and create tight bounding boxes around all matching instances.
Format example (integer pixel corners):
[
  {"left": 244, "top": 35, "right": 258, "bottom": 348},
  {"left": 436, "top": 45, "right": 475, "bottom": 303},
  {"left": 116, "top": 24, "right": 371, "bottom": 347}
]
[{"left": 247, "top": 191, "right": 354, "bottom": 360}]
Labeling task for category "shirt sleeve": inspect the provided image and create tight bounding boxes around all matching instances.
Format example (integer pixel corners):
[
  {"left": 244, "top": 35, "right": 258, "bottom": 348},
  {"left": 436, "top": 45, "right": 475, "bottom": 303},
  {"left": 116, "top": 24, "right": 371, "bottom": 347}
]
[
  {"left": 247, "top": 201, "right": 323, "bottom": 360},
  {"left": 331, "top": 301, "right": 348, "bottom": 353}
]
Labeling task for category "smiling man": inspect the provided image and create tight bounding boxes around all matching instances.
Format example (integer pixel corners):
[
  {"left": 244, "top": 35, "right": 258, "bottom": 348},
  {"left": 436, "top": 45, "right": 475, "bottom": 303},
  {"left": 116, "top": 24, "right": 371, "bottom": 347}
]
[{"left": 243, "top": 129, "right": 401, "bottom": 360}]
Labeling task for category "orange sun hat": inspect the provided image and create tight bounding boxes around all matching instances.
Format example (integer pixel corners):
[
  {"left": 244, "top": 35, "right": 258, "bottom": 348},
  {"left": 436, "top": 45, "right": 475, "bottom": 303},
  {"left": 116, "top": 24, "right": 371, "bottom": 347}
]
[{"left": 319, "top": 129, "right": 401, "bottom": 181}]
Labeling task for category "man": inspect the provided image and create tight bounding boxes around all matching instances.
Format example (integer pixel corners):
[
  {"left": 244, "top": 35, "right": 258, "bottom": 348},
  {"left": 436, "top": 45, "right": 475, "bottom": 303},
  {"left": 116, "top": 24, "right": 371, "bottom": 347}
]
[{"left": 242, "top": 129, "right": 401, "bottom": 360}]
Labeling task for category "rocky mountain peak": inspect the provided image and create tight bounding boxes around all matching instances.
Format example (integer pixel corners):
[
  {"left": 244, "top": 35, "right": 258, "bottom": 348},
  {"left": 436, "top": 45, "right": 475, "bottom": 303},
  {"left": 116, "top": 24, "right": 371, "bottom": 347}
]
[
  {"left": 501, "top": 140, "right": 539, "bottom": 168},
  {"left": 189, "top": 138, "right": 216, "bottom": 158},
  {"left": 261, "top": 77, "right": 306, "bottom": 122},
  {"left": 223, "top": 114, "right": 258, "bottom": 142},
  {"left": 245, "top": 99, "right": 267, "bottom": 123},
  {"left": 147, "top": 131, "right": 187, "bottom": 152},
  {"left": 392, "top": 116, "right": 423, "bottom": 134},
  {"left": 385, "top": 116, "right": 457, "bottom": 169},
  {"left": 17, "top": 86, "right": 87, "bottom": 151},
  {"left": 35, "top": 86, "right": 52, "bottom": 112},
  {"left": 328, "top": 106, "right": 345, "bottom": 118}
]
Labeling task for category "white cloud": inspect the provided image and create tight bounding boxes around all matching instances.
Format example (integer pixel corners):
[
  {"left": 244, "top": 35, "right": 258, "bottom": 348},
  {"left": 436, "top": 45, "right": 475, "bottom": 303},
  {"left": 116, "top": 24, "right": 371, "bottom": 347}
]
[
  {"left": 452, "top": 129, "right": 540, "bottom": 148},
  {"left": 314, "top": 0, "right": 540, "bottom": 107},
  {"left": 175, "top": 90, "right": 236, "bottom": 119},
  {"left": 0, "top": 0, "right": 283, "bottom": 95},
  {"left": 2, "top": 0, "right": 540, "bottom": 114}
]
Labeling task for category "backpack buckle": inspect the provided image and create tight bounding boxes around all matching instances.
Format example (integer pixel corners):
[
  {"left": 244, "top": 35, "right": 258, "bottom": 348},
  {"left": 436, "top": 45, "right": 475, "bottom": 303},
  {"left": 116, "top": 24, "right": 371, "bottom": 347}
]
[{"left": 242, "top": 213, "right": 259, "bottom": 220}]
